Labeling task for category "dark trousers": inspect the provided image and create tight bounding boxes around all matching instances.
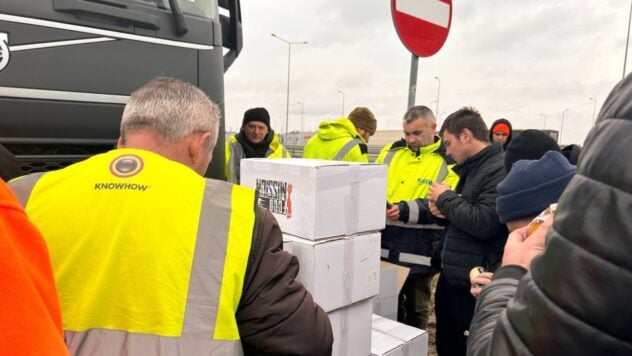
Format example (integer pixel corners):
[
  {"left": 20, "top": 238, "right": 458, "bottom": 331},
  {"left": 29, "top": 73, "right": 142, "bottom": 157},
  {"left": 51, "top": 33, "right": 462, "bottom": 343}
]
[
  {"left": 397, "top": 274, "right": 434, "bottom": 330},
  {"left": 435, "top": 273, "right": 477, "bottom": 356}
]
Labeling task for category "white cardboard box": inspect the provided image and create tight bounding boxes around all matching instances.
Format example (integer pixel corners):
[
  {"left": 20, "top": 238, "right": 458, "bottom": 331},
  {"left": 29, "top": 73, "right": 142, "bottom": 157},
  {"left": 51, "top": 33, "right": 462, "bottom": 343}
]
[
  {"left": 379, "top": 262, "right": 399, "bottom": 299},
  {"left": 371, "top": 329, "right": 405, "bottom": 356},
  {"left": 328, "top": 299, "right": 373, "bottom": 356},
  {"left": 373, "top": 261, "right": 409, "bottom": 320},
  {"left": 372, "top": 314, "right": 428, "bottom": 356},
  {"left": 285, "top": 232, "right": 380, "bottom": 312},
  {"left": 373, "top": 295, "right": 398, "bottom": 321},
  {"left": 241, "top": 158, "right": 386, "bottom": 240}
]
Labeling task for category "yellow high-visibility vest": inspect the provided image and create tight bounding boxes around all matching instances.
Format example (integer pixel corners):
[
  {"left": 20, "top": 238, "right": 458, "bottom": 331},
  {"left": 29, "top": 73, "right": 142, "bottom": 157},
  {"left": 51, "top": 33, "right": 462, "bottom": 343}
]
[
  {"left": 225, "top": 133, "right": 290, "bottom": 183},
  {"left": 302, "top": 117, "right": 369, "bottom": 162},
  {"left": 10, "top": 148, "right": 255, "bottom": 355},
  {"left": 376, "top": 137, "right": 459, "bottom": 206}
]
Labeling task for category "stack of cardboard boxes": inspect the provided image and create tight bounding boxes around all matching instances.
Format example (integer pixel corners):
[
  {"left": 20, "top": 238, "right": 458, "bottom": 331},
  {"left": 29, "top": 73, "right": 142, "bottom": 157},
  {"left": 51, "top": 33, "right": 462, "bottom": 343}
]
[
  {"left": 241, "top": 158, "right": 387, "bottom": 356},
  {"left": 370, "top": 314, "right": 428, "bottom": 356}
]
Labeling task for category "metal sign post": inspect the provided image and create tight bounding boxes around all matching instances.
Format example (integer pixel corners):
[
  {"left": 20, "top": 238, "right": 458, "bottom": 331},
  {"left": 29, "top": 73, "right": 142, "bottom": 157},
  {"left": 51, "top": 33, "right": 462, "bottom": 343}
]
[{"left": 408, "top": 54, "right": 419, "bottom": 109}]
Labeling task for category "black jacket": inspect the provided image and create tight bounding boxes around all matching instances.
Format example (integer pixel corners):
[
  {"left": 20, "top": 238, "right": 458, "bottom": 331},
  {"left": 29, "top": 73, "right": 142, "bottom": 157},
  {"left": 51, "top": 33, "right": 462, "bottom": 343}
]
[
  {"left": 436, "top": 143, "right": 508, "bottom": 288},
  {"left": 467, "top": 75, "right": 632, "bottom": 355}
]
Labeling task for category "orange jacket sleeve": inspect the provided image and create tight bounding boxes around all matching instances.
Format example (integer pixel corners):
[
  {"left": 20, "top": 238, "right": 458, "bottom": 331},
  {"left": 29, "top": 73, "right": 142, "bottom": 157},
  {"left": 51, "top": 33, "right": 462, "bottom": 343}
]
[{"left": 0, "top": 180, "right": 68, "bottom": 355}]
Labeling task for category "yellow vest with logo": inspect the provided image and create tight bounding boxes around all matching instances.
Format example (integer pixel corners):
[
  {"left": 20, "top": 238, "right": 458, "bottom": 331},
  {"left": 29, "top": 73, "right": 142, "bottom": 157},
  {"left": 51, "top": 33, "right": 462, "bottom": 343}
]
[
  {"left": 10, "top": 148, "right": 255, "bottom": 355},
  {"left": 376, "top": 138, "right": 459, "bottom": 206}
]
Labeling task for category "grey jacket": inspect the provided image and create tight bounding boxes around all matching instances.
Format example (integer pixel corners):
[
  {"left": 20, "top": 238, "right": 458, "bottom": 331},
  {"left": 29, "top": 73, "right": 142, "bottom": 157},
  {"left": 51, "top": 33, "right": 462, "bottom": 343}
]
[{"left": 467, "top": 75, "right": 632, "bottom": 355}]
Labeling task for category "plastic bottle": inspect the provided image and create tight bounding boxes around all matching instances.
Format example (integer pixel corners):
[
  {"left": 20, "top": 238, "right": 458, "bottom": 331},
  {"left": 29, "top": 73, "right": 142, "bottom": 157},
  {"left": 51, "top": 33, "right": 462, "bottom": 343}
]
[{"left": 526, "top": 203, "right": 558, "bottom": 237}]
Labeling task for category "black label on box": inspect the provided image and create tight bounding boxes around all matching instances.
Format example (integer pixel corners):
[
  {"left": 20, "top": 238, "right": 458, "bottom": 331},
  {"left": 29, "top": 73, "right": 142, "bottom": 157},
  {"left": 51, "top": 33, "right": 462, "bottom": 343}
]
[{"left": 255, "top": 179, "right": 293, "bottom": 218}]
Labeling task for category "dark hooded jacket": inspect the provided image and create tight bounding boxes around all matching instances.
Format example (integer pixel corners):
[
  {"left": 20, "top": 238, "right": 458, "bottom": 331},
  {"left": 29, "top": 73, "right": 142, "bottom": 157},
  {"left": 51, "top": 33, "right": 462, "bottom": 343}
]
[
  {"left": 489, "top": 118, "right": 513, "bottom": 150},
  {"left": 467, "top": 75, "right": 632, "bottom": 355}
]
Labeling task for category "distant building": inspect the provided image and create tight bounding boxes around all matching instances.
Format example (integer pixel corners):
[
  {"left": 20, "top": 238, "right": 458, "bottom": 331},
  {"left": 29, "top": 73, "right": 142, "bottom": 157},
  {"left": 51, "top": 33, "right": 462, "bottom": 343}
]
[{"left": 368, "top": 130, "right": 404, "bottom": 148}]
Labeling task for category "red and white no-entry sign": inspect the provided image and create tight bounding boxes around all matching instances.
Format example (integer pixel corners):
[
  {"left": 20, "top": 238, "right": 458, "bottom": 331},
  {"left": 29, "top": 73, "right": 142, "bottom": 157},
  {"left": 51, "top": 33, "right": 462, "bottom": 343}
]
[{"left": 391, "top": 0, "right": 452, "bottom": 57}]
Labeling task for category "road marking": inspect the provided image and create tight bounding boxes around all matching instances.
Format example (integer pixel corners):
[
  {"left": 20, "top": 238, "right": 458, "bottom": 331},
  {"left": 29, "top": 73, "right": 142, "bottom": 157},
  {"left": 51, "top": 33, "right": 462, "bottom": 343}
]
[{"left": 396, "top": 0, "right": 450, "bottom": 28}]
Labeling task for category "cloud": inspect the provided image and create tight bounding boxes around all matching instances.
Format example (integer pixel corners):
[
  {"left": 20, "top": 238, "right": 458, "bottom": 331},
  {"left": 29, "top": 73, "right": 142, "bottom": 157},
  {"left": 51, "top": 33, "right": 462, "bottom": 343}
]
[{"left": 225, "top": 1, "right": 626, "bottom": 144}]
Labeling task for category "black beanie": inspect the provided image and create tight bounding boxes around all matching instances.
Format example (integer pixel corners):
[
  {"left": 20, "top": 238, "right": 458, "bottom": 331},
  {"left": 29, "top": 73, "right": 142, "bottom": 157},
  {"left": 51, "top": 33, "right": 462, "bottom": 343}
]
[
  {"left": 504, "top": 129, "right": 561, "bottom": 172},
  {"left": 496, "top": 151, "right": 576, "bottom": 223},
  {"left": 242, "top": 107, "right": 271, "bottom": 129}
]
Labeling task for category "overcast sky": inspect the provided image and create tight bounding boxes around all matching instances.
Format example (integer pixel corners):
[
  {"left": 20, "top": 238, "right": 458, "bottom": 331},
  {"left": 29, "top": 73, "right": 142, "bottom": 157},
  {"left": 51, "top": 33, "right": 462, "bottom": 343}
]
[{"left": 224, "top": 0, "right": 627, "bottom": 146}]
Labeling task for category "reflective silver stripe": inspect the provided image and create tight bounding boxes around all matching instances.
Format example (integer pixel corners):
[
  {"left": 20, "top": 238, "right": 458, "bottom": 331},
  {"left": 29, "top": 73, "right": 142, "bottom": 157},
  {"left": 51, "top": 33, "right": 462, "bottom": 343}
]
[
  {"left": 407, "top": 200, "right": 420, "bottom": 224},
  {"left": 333, "top": 138, "right": 362, "bottom": 161},
  {"left": 227, "top": 141, "right": 244, "bottom": 183},
  {"left": 398, "top": 252, "right": 432, "bottom": 266},
  {"left": 65, "top": 329, "right": 243, "bottom": 355},
  {"left": 436, "top": 160, "right": 448, "bottom": 183},
  {"left": 385, "top": 219, "right": 444, "bottom": 230},
  {"left": 182, "top": 180, "right": 232, "bottom": 337},
  {"left": 381, "top": 248, "right": 390, "bottom": 258},
  {"left": 382, "top": 149, "right": 398, "bottom": 166},
  {"left": 7, "top": 172, "right": 45, "bottom": 208}
]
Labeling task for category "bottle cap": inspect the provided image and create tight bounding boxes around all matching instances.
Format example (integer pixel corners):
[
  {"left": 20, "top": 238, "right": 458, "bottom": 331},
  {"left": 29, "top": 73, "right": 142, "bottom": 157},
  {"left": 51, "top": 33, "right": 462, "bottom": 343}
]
[{"left": 469, "top": 266, "right": 486, "bottom": 281}]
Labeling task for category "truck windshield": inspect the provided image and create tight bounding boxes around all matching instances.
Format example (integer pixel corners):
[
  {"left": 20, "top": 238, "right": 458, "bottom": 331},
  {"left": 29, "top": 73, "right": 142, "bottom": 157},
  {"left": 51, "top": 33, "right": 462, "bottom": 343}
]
[{"left": 139, "top": 0, "right": 218, "bottom": 20}]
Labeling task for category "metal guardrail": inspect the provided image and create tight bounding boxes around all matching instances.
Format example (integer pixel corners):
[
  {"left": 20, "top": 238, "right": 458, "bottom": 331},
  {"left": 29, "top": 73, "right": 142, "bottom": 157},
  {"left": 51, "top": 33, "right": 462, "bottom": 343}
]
[{"left": 285, "top": 144, "right": 382, "bottom": 162}]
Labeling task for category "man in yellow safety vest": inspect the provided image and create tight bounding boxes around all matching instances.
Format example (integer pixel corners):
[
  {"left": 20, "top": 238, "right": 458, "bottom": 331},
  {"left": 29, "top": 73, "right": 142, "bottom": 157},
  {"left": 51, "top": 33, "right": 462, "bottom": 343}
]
[
  {"left": 303, "top": 107, "right": 377, "bottom": 162},
  {"left": 10, "top": 77, "right": 332, "bottom": 356},
  {"left": 375, "top": 105, "right": 458, "bottom": 331},
  {"left": 225, "top": 107, "right": 290, "bottom": 183}
]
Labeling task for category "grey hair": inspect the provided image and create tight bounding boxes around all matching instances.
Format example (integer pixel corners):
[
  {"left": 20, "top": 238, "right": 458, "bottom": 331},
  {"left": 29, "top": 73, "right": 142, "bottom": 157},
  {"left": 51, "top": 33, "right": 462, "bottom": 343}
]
[
  {"left": 120, "top": 77, "right": 220, "bottom": 150},
  {"left": 403, "top": 105, "right": 436, "bottom": 124}
]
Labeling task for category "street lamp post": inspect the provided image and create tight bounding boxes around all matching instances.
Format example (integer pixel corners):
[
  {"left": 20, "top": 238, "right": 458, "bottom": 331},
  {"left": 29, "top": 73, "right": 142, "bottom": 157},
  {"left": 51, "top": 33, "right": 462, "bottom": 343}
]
[
  {"left": 560, "top": 109, "right": 570, "bottom": 144},
  {"left": 297, "top": 101, "right": 304, "bottom": 144},
  {"left": 624, "top": 0, "right": 632, "bottom": 79},
  {"left": 541, "top": 114, "right": 546, "bottom": 130},
  {"left": 337, "top": 89, "right": 345, "bottom": 117},
  {"left": 589, "top": 97, "right": 597, "bottom": 126},
  {"left": 434, "top": 76, "right": 441, "bottom": 118},
  {"left": 271, "top": 33, "right": 308, "bottom": 142}
]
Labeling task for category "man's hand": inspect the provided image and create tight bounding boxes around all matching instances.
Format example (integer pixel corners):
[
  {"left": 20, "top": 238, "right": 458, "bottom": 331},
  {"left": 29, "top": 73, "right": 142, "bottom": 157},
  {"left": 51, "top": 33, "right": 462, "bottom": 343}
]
[
  {"left": 428, "top": 182, "right": 450, "bottom": 202},
  {"left": 501, "top": 214, "right": 553, "bottom": 270},
  {"left": 470, "top": 272, "right": 494, "bottom": 298},
  {"left": 428, "top": 183, "right": 450, "bottom": 219},
  {"left": 428, "top": 199, "right": 445, "bottom": 219},
  {"left": 386, "top": 203, "right": 400, "bottom": 220}
]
